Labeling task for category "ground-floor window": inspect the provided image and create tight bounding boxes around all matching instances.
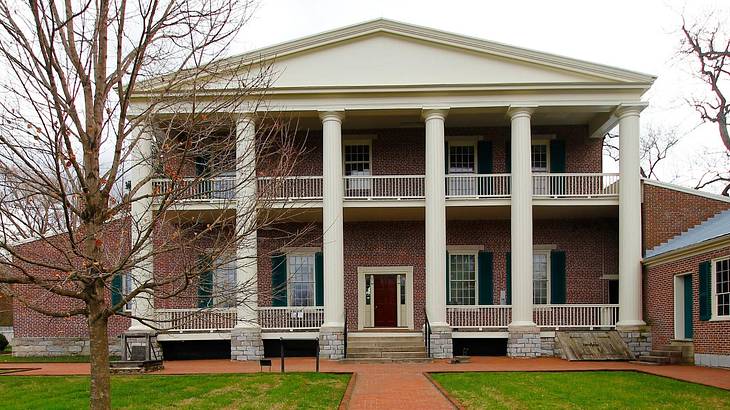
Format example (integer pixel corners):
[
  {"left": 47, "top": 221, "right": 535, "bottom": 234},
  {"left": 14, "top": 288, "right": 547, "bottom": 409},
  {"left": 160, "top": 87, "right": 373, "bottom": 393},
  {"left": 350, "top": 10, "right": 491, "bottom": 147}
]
[
  {"left": 122, "top": 272, "right": 134, "bottom": 311},
  {"left": 288, "top": 253, "right": 316, "bottom": 306},
  {"left": 533, "top": 251, "right": 550, "bottom": 305},
  {"left": 449, "top": 253, "right": 477, "bottom": 305},
  {"left": 715, "top": 257, "right": 730, "bottom": 318},
  {"left": 213, "top": 257, "right": 237, "bottom": 308}
]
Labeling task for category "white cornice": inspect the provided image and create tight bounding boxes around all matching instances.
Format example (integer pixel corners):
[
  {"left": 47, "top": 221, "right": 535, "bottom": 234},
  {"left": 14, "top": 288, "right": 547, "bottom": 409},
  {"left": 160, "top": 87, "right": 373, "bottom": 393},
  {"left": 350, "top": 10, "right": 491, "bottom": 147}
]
[{"left": 643, "top": 234, "right": 730, "bottom": 267}]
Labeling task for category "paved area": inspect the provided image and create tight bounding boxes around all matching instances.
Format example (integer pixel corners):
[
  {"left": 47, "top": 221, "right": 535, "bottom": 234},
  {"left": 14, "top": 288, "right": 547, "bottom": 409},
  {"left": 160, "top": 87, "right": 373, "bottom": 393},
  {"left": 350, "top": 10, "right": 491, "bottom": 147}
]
[{"left": 2, "top": 357, "right": 730, "bottom": 409}]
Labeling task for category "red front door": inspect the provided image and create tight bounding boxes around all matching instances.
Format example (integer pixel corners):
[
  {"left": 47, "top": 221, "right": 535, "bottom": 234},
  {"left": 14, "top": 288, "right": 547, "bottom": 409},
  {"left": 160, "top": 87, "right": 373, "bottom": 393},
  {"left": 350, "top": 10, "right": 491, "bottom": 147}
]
[{"left": 374, "top": 275, "right": 398, "bottom": 327}]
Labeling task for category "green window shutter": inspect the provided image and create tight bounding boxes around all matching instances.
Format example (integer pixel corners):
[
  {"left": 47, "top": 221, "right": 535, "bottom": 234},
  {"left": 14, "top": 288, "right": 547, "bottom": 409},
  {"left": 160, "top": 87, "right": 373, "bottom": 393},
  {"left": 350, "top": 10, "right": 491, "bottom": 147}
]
[
  {"left": 477, "top": 141, "right": 493, "bottom": 174},
  {"left": 550, "top": 250, "right": 567, "bottom": 304},
  {"left": 111, "top": 273, "right": 123, "bottom": 310},
  {"left": 478, "top": 251, "right": 494, "bottom": 305},
  {"left": 197, "top": 257, "right": 213, "bottom": 308},
  {"left": 549, "top": 140, "right": 566, "bottom": 173},
  {"left": 505, "top": 141, "right": 511, "bottom": 173},
  {"left": 506, "top": 252, "right": 511, "bottom": 305},
  {"left": 315, "top": 252, "right": 324, "bottom": 307},
  {"left": 271, "top": 254, "right": 287, "bottom": 307},
  {"left": 444, "top": 141, "right": 449, "bottom": 174},
  {"left": 699, "top": 261, "right": 712, "bottom": 321},
  {"left": 446, "top": 251, "right": 451, "bottom": 305}
]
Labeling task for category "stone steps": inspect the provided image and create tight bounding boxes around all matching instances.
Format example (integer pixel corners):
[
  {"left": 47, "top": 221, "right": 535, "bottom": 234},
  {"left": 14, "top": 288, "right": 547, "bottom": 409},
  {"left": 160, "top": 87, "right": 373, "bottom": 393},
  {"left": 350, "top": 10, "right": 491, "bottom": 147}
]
[
  {"left": 345, "top": 333, "right": 428, "bottom": 360},
  {"left": 636, "top": 347, "right": 685, "bottom": 365}
]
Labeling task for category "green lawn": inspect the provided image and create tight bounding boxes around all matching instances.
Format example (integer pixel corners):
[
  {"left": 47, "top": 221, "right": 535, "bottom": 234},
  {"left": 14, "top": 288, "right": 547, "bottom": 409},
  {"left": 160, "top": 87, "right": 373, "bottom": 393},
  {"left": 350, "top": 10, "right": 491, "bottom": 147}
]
[
  {"left": 431, "top": 371, "right": 730, "bottom": 409},
  {"left": 0, "top": 355, "right": 95, "bottom": 363},
  {"left": 0, "top": 373, "right": 350, "bottom": 409}
]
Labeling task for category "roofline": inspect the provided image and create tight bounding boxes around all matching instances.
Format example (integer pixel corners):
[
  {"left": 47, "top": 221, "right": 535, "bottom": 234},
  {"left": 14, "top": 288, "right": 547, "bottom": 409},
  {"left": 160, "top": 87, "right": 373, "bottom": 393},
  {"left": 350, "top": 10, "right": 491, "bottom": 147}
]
[
  {"left": 642, "top": 178, "right": 730, "bottom": 203},
  {"left": 137, "top": 18, "right": 656, "bottom": 92},
  {"left": 643, "top": 233, "right": 730, "bottom": 267}
]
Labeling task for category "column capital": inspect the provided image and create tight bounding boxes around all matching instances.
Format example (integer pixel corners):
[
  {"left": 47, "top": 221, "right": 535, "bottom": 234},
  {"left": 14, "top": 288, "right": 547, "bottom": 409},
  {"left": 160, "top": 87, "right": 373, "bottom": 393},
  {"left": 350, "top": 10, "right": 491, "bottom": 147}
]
[
  {"left": 421, "top": 107, "right": 449, "bottom": 121},
  {"left": 507, "top": 105, "right": 537, "bottom": 119},
  {"left": 318, "top": 110, "right": 346, "bottom": 123},
  {"left": 614, "top": 103, "right": 648, "bottom": 119},
  {"left": 236, "top": 112, "right": 257, "bottom": 124}
]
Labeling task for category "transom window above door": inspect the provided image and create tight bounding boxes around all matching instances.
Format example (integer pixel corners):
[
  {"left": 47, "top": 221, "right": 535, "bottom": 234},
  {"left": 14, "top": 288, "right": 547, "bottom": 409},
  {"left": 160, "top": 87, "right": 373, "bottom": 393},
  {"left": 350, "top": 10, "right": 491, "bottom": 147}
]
[
  {"left": 344, "top": 143, "right": 371, "bottom": 176},
  {"left": 448, "top": 144, "right": 475, "bottom": 174}
]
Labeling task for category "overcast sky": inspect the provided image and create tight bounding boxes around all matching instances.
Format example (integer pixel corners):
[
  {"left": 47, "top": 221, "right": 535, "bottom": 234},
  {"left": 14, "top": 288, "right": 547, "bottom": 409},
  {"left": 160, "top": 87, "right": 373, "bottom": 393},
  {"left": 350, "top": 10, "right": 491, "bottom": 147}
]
[{"left": 229, "top": 0, "right": 729, "bottom": 191}]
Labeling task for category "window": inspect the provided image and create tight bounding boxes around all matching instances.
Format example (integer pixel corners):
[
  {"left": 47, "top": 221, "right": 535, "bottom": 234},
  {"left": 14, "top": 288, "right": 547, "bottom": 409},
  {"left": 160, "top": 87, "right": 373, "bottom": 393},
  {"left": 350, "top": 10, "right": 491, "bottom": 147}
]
[
  {"left": 213, "top": 257, "right": 237, "bottom": 308},
  {"left": 288, "top": 254, "right": 316, "bottom": 307},
  {"left": 344, "top": 143, "right": 371, "bottom": 176},
  {"left": 448, "top": 144, "right": 475, "bottom": 174},
  {"left": 715, "top": 257, "right": 730, "bottom": 318},
  {"left": 449, "top": 253, "right": 477, "bottom": 305},
  {"left": 533, "top": 252, "right": 550, "bottom": 305},
  {"left": 531, "top": 143, "right": 548, "bottom": 172},
  {"left": 122, "top": 272, "right": 134, "bottom": 311}
]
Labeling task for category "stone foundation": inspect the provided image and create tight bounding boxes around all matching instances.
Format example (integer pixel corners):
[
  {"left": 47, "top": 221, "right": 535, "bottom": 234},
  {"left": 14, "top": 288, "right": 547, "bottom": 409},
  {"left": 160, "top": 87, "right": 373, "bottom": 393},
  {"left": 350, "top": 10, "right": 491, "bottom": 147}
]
[
  {"left": 429, "top": 327, "right": 453, "bottom": 359},
  {"left": 540, "top": 336, "right": 556, "bottom": 357},
  {"left": 507, "top": 327, "right": 541, "bottom": 357},
  {"left": 230, "top": 327, "right": 264, "bottom": 361},
  {"left": 695, "top": 353, "right": 730, "bottom": 368},
  {"left": 319, "top": 327, "right": 345, "bottom": 359},
  {"left": 12, "top": 336, "right": 122, "bottom": 357},
  {"left": 617, "top": 326, "right": 652, "bottom": 359}
]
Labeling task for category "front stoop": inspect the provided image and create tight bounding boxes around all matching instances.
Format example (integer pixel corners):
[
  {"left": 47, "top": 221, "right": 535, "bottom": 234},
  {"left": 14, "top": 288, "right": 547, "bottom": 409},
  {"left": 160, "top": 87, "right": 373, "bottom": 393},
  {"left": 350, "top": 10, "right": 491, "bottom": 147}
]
[
  {"left": 344, "top": 332, "right": 433, "bottom": 362},
  {"left": 230, "top": 326, "right": 264, "bottom": 361},
  {"left": 637, "top": 342, "right": 693, "bottom": 366}
]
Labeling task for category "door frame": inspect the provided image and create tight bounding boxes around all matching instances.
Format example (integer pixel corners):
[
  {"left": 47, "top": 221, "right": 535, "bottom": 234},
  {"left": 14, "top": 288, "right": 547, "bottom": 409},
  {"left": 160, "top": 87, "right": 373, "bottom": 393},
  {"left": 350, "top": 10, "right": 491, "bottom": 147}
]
[
  {"left": 357, "top": 266, "right": 413, "bottom": 330},
  {"left": 674, "top": 272, "right": 693, "bottom": 341}
]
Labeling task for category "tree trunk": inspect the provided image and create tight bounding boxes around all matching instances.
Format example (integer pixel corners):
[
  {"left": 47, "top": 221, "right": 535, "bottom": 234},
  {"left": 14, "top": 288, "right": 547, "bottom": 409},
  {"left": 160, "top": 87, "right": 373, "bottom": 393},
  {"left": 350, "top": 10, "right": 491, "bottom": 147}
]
[{"left": 88, "top": 296, "right": 111, "bottom": 410}]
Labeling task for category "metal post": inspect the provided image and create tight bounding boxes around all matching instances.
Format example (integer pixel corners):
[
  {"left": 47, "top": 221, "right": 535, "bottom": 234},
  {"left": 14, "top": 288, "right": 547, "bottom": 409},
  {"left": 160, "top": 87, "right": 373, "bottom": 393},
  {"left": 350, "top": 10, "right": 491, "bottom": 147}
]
[
  {"left": 315, "top": 337, "right": 320, "bottom": 373},
  {"left": 279, "top": 337, "right": 285, "bottom": 373}
]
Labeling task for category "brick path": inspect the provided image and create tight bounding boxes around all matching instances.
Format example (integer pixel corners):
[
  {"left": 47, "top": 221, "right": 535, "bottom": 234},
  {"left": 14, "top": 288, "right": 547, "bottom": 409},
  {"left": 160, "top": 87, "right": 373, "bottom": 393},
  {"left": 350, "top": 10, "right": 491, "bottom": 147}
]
[{"left": 2, "top": 357, "right": 730, "bottom": 409}]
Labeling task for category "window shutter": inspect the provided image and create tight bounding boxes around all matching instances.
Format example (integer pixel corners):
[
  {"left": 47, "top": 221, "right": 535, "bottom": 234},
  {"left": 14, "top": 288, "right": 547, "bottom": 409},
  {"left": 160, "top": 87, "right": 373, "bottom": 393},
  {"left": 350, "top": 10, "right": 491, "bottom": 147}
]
[
  {"left": 197, "top": 257, "right": 213, "bottom": 308},
  {"left": 505, "top": 141, "right": 511, "bottom": 173},
  {"left": 699, "top": 261, "right": 712, "bottom": 321},
  {"left": 111, "top": 273, "right": 123, "bottom": 310},
  {"left": 315, "top": 252, "right": 324, "bottom": 307},
  {"left": 271, "top": 254, "right": 287, "bottom": 307},
  {"left": 477, "top": 141, "right": 493, "bottom": 174},
  {"left": 444, "top": 142, "right": 449, "bottom": 174},
  {"left": 549, "top": 140, "right": 566, "bottom": 173},
  {"left": 506, "top": 252, "right": 511, "bottom": 305},
  {"left": 478, "top": 251, "right": 494, "bottom": 305},
  {"left": 550, "top": 250, "right": 567, "bottom": 304},
  {"left": 446, "top": 251, "right": 451, "bottom": 305}
]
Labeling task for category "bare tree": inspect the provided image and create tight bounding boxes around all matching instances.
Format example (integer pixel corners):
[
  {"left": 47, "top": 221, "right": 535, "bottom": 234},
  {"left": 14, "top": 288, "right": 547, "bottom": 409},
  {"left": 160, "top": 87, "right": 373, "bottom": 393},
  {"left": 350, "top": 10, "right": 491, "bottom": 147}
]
[
  {"left": 603, "top": 125, "right": 681, "bottom": 180},
  {"left": 0, "top": 1, "right": 307, "bottom": 409},
  {"left": 692, "top": 149, "right": 730, "bottom": 196}
]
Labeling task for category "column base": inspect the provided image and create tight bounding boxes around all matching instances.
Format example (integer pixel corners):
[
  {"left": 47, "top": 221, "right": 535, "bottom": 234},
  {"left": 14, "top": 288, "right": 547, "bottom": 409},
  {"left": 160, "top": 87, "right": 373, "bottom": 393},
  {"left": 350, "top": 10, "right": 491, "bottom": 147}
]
[
  {"left": 428, "top": 325, "right": 453, "bottom": 359},
  {"left": 319, "top": 326, "right": 345, "bottom": 360},
  {"left": 616, "top": 325, "right": 652, "bottom": 359},
  {"left": 231, "top": 326, "right": 264, "bottom": 361},
  {"left": 507, "top": 325, "right": 541, "bottom": 358}
]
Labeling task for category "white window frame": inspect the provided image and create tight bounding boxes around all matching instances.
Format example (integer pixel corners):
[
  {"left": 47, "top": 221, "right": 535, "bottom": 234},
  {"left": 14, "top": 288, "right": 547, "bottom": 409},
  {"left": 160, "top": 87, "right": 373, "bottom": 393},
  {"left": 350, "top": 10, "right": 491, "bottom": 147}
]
[
  {"left": 533, "top": 250, "right": 551, "bottom": 305},
  {"left": 712, "top": 256, "right": 730, "bottom": 321},
  {"left": 343, "top": 139, "right": 373, "bottom": 177},
  {"left": 531, "top": 140, "right": 550, "bottom": 173},
  {"left": 122, "top": 272, "right": 134, "bottom": 312},
  {"left": 212, "top": 256, "right": 237, "bottom": 308},
  {"left": 448, "top": 250, "right": 479, "bottom": 306},
  {"left": 286, "top": 251, "right": 317, "bottom": 307},
  {"left": 447, "top": 140, "right": 477, "bottom": 174}
]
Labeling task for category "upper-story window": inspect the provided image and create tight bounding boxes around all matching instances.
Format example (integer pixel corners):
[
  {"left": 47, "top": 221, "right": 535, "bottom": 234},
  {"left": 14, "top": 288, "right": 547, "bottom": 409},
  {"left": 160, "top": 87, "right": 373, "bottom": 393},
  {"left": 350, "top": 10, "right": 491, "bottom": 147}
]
[
  {"left": 344, "top": 143, "right": 371, "bottom": 176},
  {"left": 288, "top": 253, "right": 316, "bottom": 307},
  {"left": 448, "top": 143, "right": 475, "bottom": 174},
  {"left": 531, "top": 143, "right": 548, "bottom": 173},
  {"left": 715, "top": 257, "right": 730, "bottom": 318}
]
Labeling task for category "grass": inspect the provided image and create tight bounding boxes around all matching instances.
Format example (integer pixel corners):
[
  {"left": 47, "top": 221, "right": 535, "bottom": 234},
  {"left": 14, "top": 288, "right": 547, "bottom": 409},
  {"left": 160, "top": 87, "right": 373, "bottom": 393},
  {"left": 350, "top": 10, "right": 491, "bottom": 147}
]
[
  {"left": 0, "top": 373, "right": 350, "bottom": 409},
  {"left": 431, "top": 371, "right": 730, "bottom": 409},
  {"left": 0, "top": 355, "right": 94, "bottom": 363}
]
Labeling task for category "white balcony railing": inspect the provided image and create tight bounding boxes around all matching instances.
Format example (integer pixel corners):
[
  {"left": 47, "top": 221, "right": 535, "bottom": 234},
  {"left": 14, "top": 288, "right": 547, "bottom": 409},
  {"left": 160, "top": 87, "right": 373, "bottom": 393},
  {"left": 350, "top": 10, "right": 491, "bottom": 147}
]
[
  {"left": 533, "top": 304, "right": 619, "bottom": 329},
  {"left": 445, "top": 174, "right": 511, "bottom": 198},
  {"left": 532, "top": 173, "right": 619, "bottom": 198},
  {"left": 156, "top": 308, "right": 237, "bottom": 332},
  {"left": 447, "top": 305, "right": 512, "bottom": 328},
  {"left": 257, "top": 176, "right": 323, "bottom": 200},
  {"left": 151, "top": 177, "right": 236, "bottom": 202},
  {"left": 258, "top": 306, "right": 325, "bottom": 330},
  {"left": 343, "top": 175, "right": 425, "bottom": 200}
]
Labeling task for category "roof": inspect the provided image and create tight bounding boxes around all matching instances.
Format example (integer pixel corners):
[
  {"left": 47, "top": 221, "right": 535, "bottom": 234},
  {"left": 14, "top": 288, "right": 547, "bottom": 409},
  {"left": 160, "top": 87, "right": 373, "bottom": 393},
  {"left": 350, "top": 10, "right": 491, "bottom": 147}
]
[{"left": 645, "top": 209, "right": 730, "bottom": 259}]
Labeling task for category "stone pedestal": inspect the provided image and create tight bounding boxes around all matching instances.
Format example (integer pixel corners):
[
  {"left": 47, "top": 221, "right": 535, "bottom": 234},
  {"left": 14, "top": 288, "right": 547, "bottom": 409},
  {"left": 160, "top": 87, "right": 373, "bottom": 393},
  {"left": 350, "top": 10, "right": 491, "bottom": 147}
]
[
  {"left": 507, "top": 326, "right": 541, "bottom": 358},
  {"left": 617, "top": 325, "right": 652, "bottom": 359},
  {"left": 319, "top": 327, "right": 345, "bottom": 359},
  {"left": 429, "top": 327, "right": 453, "bottom": 359},
  {"left": 230, "top": 326, "right": 264, "bottom": 361}
]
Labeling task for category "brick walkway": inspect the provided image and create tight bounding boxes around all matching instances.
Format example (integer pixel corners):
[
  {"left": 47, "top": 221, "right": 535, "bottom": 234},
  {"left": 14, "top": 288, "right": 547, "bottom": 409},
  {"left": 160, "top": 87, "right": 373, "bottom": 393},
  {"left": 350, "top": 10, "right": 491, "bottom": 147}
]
[{"left": 2, "top": 357, "right": 729, "bottom": 409}]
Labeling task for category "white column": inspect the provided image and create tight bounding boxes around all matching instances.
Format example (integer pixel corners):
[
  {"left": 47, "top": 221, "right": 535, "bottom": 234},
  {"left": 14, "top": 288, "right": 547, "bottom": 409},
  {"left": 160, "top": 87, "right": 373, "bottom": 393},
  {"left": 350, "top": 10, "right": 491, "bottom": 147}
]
[
  {"left": 320, "top": 110, "right": 345, "bottom": 329},
  {"left": 423, "top": 108, "right": 449, "bottom": 328},
  {"left": 235, "top": 114, "right": 258, "bottom": 328},
  {"left": 507, "top": 106, "right": 537, "bottom": 329},
  {"left": 616, "top": 104, "right": 646, "bottom": 328},
  {"left": 129, "top": 126, "right": 155, "bottom": 331}
]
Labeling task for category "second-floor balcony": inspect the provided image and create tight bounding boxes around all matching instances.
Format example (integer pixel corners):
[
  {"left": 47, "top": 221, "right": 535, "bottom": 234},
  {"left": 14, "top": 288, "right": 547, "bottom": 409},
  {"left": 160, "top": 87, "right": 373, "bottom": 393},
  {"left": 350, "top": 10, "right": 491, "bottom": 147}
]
[{"left": 153, "top": 173, "right": 619, "bottom": 206}]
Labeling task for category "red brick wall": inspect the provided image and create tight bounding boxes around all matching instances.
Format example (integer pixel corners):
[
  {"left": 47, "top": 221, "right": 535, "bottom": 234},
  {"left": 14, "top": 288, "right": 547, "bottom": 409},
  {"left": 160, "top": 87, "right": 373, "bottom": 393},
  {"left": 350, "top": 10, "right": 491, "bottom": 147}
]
[
  {"left": 12, "top": 218, "right": 131, "bottom": 338},
  {"left": 642, "top": 183, "right": 730, "bottom": 251},
  {"left": 0, "top": 293, "right": 12, "bottom": 326},
  {"left": 646, "top": 246, "right": 730, "bottom": 355}
]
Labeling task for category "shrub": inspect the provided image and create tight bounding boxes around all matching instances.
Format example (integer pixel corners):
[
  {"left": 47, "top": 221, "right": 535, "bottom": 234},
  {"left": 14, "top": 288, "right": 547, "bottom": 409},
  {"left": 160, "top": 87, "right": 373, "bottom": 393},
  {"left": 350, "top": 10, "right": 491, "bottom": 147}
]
[{"left": 0, "top": 334, "right": 8, "bottom": 352}]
